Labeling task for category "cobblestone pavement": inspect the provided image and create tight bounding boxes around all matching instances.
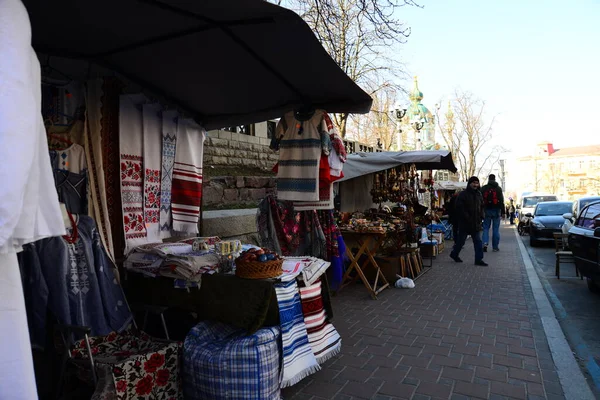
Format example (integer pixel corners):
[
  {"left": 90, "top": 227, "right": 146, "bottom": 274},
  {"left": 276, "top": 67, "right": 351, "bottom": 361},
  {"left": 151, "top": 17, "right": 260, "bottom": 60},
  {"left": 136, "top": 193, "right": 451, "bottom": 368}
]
[{"left": 282, "top": 225, "right": 567, "bottom": 400}]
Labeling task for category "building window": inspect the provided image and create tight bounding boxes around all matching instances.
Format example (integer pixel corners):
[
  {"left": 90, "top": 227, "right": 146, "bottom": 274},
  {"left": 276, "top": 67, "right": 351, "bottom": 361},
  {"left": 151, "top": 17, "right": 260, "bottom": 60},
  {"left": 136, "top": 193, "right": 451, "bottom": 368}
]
[
  {"left": 223, "top": 125, "right": 254, "bottom": 135},
  {"left": 267, "top": 120, "right": 277, "bottom": 139},
  {"left": 580, "top": 179, "right": 586, "bottom": 188}
]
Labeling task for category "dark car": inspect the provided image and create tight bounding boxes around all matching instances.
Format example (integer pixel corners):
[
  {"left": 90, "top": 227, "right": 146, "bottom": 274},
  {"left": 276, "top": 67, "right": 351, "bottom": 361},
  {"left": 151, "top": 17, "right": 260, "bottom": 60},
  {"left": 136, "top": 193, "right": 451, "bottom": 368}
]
[
  {"left": 568, "top": 201, "right": 600, "bottom": 291},
  {"left": 527, "top": 201, "right": 572, "bottom": 247}
]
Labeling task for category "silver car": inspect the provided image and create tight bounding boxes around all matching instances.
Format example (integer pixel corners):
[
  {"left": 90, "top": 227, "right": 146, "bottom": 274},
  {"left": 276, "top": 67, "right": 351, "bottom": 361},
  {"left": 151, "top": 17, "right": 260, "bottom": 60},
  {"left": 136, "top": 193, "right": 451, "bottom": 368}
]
[{"left": 562, "top": 196, "right": 600, "bottom": 235}]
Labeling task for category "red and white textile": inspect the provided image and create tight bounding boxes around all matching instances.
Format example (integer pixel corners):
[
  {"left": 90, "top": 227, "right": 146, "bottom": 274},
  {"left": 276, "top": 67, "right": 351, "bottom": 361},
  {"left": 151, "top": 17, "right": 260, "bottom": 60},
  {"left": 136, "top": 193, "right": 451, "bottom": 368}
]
[
  {"left": 142, "top": 104, "right": 162, "bottom": 242},
  {"left": 171, "top": 119, "right": 205, "bottom": 233},
  {"left": 299, "top": 279, "right": 342, "bottom": 364},
  {"left": 119, "top": 94, "right": 148, "bottom": 252}
]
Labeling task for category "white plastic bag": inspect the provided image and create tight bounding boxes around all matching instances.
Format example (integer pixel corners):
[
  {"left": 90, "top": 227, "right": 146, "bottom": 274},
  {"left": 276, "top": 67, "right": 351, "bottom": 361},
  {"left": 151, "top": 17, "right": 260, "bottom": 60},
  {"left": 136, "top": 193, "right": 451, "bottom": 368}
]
[{"left": 394, "top": 274, "right": 415, "bottom": 289}]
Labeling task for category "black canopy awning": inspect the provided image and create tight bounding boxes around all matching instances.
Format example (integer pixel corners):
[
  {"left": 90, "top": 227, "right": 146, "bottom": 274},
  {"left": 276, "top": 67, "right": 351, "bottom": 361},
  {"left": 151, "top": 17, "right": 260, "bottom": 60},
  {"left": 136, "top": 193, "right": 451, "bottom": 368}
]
[{"left": 23, "top": 0, "right": 372, "bottom": 129}]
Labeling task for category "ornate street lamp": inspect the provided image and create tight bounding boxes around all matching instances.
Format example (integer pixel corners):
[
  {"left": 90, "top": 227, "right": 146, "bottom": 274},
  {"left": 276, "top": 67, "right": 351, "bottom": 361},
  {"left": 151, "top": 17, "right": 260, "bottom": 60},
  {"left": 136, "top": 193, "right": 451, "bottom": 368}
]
[
  {"left": 395, "top": 108, "right": 407, "bottom": 120},
  {"left": 391, "top": 107, "right": 407, "bottom": 151}
]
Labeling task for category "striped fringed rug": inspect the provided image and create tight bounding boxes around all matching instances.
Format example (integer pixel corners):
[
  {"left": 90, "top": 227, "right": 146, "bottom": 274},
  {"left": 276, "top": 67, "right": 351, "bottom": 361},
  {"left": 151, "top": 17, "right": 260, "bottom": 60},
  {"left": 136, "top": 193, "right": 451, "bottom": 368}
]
[
  {"left": 299, "top": 279, "right": 342, "bottom": 364},
  {"left": 274, "top": 278, "right": 320, "bottom": 387}
]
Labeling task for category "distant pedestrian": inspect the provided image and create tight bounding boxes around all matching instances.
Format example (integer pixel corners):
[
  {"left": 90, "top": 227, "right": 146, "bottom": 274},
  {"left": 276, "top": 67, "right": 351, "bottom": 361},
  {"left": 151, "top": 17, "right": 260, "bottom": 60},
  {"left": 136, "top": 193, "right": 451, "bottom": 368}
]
[
  {"left": 450, "top": 176, "right": 487, "bottom": 266},
  {"left": 508, "top": 200, "right": 516, "bottom": 225},
  {"left": 446, "top": 190, "right": 460, "bottom": 240},
  {"left": 481, "top": 174, "right": 505, "bottom": 252}
]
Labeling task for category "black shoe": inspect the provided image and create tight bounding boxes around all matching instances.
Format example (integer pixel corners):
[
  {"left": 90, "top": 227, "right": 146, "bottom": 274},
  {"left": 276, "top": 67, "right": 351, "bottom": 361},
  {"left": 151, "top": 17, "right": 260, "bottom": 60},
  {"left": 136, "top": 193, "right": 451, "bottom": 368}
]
[
  {"left": 493, "top": 248, "right": 499, "bottom": 252},
  {"left": 450, "top": 253, "right": 463, "bottom": 263},
  {"left": 483, "top": 245, "right": 488, "bottom": 252},
  {"left": 475, "top": 260, "right": 489, "bottom": 266}
]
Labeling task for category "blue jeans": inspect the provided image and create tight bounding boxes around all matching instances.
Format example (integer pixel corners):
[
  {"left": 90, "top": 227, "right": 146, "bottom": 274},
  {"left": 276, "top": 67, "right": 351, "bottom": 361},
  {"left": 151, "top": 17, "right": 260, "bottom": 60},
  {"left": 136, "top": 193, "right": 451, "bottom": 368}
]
[
  {"left": 452, "top": 230, "right": 484, "bottom": 262},
  {"left": 482, "top": 208, "right": 501, "bottom": 250}
]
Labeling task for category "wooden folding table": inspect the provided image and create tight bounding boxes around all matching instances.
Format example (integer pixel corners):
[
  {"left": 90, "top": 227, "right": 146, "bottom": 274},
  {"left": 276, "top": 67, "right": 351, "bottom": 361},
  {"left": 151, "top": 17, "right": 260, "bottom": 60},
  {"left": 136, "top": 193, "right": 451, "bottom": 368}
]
[{"left": 337, "top": 230, "right": 390, "bottom": 299}]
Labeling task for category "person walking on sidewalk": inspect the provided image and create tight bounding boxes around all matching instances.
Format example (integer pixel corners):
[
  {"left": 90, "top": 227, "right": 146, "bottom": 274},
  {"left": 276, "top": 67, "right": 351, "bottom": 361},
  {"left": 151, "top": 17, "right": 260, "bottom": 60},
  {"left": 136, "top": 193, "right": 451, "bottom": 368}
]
[
  {"left": 446, "top": 190, "right": 460, "bottom": 241},
  {"left": 508, "top": 199, "right": 516, "bottom": 225},
  {"left": 481, "top": 174, "right": 505, "bottom": 252},
  {"left": 450, "top": 176, "right": 487, "bottom": 266}
]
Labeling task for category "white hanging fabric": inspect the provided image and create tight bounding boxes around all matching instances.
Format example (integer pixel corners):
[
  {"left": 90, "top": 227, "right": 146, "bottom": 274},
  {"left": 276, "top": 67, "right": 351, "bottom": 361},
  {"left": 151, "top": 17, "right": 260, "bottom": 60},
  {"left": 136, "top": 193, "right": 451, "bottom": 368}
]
[{"left": 1, "top": 0, "right": 66, "bottom": 398}]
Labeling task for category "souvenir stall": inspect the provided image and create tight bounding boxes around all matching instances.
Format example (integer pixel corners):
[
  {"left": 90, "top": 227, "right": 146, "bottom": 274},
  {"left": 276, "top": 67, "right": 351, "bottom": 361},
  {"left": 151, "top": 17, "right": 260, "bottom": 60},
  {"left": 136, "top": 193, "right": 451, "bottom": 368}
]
[
  {"left": 432, "top": 181, "right": 467, "bottom": 240},
  {"left": 10, "top": 0, "right": 376, "bottom": 399},
  {"left": 333, "top": 151, "right": 458, "bottom": 294}
]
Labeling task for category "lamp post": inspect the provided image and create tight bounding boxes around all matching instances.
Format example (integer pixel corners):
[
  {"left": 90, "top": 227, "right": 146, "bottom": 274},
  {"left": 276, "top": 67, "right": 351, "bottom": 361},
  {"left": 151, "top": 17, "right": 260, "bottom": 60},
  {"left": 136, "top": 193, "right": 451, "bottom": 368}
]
[
  {"left": 392, "top": 107, "right": 407, "bottom": 150},
  {"left": 412, "top": 120, "right": 424, "bottom": 150}
]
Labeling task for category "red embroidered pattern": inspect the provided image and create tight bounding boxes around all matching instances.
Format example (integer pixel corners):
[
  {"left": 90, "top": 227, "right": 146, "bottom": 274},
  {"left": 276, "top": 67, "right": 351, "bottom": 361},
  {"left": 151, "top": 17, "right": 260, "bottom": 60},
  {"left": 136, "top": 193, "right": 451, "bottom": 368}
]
[{"left": 121, "top": 160, "right": 142, "bottom": 182}]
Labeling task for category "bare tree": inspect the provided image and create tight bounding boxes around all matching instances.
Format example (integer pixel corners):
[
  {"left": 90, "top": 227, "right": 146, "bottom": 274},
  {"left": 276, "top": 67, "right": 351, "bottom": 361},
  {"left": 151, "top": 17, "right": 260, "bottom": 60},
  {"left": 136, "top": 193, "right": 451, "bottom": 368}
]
[
  {"left": 275, "top": 0, "right": 420, "bottom": 137},
  {"left": 349, "top": 83, "right": 398, "bottom": 149},
  {"left": 435, "top": 90, "right": 506, "bottom": 181}
]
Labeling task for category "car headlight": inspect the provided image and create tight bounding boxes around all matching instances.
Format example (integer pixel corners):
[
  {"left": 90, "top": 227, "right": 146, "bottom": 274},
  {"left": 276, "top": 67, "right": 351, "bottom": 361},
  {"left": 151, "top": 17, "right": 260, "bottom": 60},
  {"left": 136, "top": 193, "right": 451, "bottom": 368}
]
[{"left": 531, "top": 220, "right": 545, "bottom": 228}]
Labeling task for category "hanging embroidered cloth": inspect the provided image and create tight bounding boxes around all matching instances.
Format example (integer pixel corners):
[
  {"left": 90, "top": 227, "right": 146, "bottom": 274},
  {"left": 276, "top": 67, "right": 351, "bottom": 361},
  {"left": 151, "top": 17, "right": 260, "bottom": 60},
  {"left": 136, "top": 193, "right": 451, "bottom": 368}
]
[
  {"left": 160, "top": 110, "right": 178, "bottom": 238},
  {"left": 171, "top": 119, "right": 205, "bottom": 234},
  {"left": 142, "top": 104, "right": 162, "bottom": 242},
  {"left": 119, "top": 94, "right": 148, "bottom": 252}
]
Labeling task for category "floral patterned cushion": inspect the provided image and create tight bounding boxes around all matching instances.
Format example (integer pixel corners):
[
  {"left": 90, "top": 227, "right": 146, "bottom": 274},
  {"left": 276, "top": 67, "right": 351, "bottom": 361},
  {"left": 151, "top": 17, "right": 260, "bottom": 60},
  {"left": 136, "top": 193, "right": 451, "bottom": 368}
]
[{"left": 72, "top": 330, "right": 182, "bottom": 400}]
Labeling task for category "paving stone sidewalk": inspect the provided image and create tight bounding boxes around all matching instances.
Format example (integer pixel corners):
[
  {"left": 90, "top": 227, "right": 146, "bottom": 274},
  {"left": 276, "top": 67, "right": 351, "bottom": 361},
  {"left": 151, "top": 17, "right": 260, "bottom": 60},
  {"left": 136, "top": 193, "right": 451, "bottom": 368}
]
[{"left": 282, "top": 225, "right": 566, "bottom": 400}]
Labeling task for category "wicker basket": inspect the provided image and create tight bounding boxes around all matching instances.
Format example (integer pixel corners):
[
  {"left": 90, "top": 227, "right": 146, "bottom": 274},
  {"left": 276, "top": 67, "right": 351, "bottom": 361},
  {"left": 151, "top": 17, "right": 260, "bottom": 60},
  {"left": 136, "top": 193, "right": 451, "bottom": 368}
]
[{"left": 235, "top": 258, "right": 283, "bottom": 279}]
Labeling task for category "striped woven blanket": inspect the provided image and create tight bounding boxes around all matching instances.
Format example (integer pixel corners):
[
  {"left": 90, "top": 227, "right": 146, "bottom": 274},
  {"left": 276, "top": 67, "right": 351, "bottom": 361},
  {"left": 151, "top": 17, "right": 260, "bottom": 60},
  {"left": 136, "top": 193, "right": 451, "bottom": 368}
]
[
  {"left": 299, "top": 279, "right": 342, "bottom": 364},
  {"left": 274, "top": 278, "right": 320, "bottom": 387}
]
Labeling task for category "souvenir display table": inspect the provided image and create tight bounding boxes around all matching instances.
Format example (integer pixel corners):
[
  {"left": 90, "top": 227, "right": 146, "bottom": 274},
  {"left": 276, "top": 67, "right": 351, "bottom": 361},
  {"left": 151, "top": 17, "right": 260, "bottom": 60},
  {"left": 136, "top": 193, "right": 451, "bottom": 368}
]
[
  {"left": 337, "top": 230, "right": 390, "bottom": 299},
  {"left": 125, "top": 271, "right": 334, "bottom": 335}
]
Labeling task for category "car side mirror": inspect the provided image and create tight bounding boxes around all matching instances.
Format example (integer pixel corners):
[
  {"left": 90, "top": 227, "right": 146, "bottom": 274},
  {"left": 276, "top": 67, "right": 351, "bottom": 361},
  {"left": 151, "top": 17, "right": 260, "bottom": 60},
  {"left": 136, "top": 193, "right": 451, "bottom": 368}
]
[
  {"left": 562, "top": 213, "right": 573, "bottom": 220},
  {"left": 595, "top": 227, "right": 600, "bottom": 238},
  {"left": 525, "top": 213, "right": 533, "bottom": 218}
]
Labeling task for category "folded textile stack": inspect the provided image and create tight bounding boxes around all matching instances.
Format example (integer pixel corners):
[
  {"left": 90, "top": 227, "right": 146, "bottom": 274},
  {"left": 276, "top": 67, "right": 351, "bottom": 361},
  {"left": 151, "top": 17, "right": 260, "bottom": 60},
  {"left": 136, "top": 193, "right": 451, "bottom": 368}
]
[
  {"left": 134, "top": 241, "right": 193, "bottom": 256},
  {"left": 161, "top": 251, "right": 221, "bottom": 281},
  {"left": 280, "top": 256, "right": 331, "bottom": 284},
  {"left": 123, "top": 251, "right": 163, "bottom": 277},
  {"left": 124, "top": 242, "right": 221, "bottom": 282}
]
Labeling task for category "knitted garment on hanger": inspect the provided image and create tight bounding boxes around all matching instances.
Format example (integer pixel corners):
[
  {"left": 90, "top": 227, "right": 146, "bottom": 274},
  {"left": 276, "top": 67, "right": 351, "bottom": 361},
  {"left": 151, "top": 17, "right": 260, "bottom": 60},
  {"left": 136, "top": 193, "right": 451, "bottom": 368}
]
[
  {"left": 171, "top": 119, "right": 205, "bottom": 234},
  {"left": 275, "top": 110, "right": 323, "bottom": 202}
]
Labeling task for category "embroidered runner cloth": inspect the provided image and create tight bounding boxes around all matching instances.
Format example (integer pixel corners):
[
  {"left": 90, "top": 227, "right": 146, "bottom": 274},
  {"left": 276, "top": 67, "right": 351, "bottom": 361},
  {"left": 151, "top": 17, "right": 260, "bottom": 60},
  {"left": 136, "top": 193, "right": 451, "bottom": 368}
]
[
  {"left": 299, "top": 280, "right": 342, "bottom": 364},
  {"left": 160, "top": 110, "right": 178, "bottom": 238},
  {"left": 171, "top": 119, "right": 205, "bottom": 233},
  {"left": 142, "top": 103, "right": 162, "bottom": 242},
  {"left": 83, "top": 80, "right": 115, "bottom": 262},
  {"left": 274, "top": 278, "right": 320, "bottom": 387},
  {"left": 119, "top": 94, "right": 148, "bottom": 252}
]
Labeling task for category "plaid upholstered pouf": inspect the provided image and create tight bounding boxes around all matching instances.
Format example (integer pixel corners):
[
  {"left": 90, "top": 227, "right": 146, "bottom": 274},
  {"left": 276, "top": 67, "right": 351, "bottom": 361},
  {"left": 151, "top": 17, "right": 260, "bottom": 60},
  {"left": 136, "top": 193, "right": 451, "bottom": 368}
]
[{"left": 183, "top": 320, "right": 281, "bottom": 400}]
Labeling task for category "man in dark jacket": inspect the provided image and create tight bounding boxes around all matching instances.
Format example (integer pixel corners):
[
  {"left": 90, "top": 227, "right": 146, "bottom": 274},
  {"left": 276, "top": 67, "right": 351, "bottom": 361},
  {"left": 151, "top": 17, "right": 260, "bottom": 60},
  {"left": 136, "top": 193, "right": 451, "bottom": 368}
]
[
  {"left": 450, "top": 176, "right": 487, "bottom": 266},
  {"left": 481, "top": 174, "right": 505, "bottom": 252}
]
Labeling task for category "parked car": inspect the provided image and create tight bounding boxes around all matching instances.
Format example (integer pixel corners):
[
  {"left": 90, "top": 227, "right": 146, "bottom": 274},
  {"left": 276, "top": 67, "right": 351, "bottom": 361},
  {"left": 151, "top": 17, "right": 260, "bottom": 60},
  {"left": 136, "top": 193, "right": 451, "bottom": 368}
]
[
  {"left": 567, "top": 201, "right": 600, "bottom": 291},
  {"left": 517, "top": 193, "right": 559, "bottom": 235},
  {"left": 527, "top": 201, "right": 572, "bottom": 246},
  {"left": 562, "top": 196, "right": 600, "bottom": 235}
]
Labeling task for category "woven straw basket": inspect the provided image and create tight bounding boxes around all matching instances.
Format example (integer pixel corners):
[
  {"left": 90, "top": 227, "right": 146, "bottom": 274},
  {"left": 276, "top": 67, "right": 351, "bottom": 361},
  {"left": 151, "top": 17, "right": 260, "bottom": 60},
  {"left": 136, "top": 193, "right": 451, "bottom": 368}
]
[{"left": 235, "top": 258, "right": 283, "bottom": 279}]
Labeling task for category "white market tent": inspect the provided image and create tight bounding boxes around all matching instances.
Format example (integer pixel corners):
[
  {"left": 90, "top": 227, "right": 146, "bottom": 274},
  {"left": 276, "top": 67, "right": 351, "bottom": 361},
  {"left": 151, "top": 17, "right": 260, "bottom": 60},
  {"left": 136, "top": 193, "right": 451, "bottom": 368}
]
[{"left": 338, "top": 150, "right": 457, "bottom": 182}]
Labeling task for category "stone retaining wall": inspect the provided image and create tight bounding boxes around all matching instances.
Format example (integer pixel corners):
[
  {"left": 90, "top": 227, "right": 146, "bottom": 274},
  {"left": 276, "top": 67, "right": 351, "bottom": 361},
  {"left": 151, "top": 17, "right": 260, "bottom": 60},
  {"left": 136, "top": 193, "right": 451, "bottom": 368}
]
[
  {"left": 204, "top": 129, "right": 279, "bottom": 170},
  {"left": 203, "top": 176, "right": 276, "bottom": 207}
]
